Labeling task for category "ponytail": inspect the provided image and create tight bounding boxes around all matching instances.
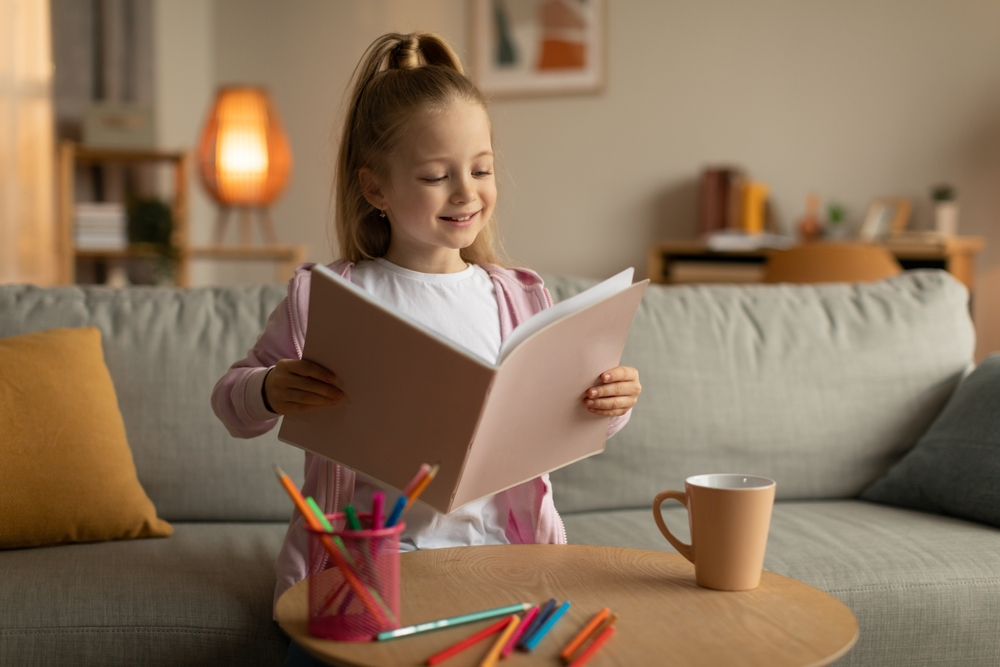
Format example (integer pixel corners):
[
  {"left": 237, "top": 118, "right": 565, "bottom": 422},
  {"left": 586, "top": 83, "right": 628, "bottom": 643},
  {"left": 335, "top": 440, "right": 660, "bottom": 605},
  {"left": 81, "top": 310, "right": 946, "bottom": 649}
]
[{"left": 334, "top": 33, "right": 505, "bottom": 267}]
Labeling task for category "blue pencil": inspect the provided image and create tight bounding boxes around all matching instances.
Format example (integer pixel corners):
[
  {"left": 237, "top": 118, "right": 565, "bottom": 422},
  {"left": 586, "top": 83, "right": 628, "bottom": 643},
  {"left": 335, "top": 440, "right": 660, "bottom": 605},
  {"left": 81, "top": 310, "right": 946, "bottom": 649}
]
[
  {"left": 384, "top": 495, "right": 407, "bottom": 528},
  {"left": 522, "top": 600, "right": 570, "bottom": 651},
  {"left": 518, "top": 598, "right": 555, "bottom": 649}
]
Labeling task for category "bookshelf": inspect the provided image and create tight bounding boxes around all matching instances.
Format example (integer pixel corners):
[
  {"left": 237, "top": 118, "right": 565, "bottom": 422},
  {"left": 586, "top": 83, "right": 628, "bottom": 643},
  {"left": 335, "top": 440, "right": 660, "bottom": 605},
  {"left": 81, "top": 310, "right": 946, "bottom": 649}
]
[
  {"left": 57, "top": 141, "right": 309, "bottom": 287},
  {"left": 56, "top": 142, "right": 190, "bottom": 286},
  {"left": 648, "top": 237, "right": 986, "bottom": 291}
]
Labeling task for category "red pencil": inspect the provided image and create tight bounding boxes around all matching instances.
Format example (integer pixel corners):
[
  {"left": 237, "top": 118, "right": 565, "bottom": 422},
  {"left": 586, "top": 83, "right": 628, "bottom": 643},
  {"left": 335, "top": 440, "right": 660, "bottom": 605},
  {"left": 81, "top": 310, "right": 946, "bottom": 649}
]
[
  {"left": 567, "top": 625, "right": 616, "bottom": 667},
  {"left": 424, "top": 617, "right": 509, "bottom": 666}
]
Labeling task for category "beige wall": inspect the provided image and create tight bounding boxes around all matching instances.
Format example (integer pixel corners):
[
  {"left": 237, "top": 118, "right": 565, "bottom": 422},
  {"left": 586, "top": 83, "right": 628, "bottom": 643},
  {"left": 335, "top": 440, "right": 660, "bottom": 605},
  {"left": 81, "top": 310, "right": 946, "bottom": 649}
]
[{"left": 198, "top": 0, "right": 1000, "bottom": 357}]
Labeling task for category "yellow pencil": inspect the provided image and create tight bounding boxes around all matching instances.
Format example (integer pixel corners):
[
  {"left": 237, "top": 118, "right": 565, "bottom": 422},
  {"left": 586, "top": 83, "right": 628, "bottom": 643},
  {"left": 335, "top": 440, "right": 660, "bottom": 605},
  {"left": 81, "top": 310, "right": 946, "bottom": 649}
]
[
  {"left": 560, "top": 608, "right": 610, "bottom": 662},
  {"left": 479, "top": 614, "right": 521, "bottom": 667},
  {"left": 405, "top": 463, "right": 439, "bottom": 509}
]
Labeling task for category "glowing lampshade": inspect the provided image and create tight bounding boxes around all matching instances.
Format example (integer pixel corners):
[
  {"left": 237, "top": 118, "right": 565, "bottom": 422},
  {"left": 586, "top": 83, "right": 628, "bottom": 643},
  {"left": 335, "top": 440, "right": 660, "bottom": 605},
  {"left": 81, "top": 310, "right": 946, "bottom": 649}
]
[{"left": 197, "top": 87, "right": 292, "bottom": 243}]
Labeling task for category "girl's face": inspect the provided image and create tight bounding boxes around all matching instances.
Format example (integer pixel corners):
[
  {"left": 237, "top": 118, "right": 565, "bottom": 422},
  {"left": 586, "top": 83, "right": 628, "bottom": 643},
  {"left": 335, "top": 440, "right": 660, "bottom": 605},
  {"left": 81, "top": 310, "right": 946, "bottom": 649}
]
[{"left": 367, "top": 100, "right": 496, "bottom": 273}]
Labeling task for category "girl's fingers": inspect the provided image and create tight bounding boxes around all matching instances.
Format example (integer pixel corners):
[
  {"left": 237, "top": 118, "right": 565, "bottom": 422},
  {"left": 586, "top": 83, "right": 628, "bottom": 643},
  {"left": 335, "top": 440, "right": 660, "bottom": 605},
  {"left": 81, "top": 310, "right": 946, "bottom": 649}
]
[
  {"left": 287, "top": 375, "right": 343, "bottom": 401},
  {"left": 598, "top": 366, "right": 637, "bottom": 384},
  {"left": 290, "top": 359, "right": 338, "bottom": 384},
  {"left": 284, "top": 388, "right": 340, "bottom": 406},
  {"left": 586, "top": 381, "right": 632, "bottom": 398},
  {"left": 585, "top": 396, "right": 632, "bottom": 411}
]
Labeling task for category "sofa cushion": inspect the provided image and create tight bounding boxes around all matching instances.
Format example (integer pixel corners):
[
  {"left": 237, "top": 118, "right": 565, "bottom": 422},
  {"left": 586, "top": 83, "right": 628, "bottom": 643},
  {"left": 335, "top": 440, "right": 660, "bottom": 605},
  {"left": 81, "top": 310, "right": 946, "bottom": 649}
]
[
  {"left": 0, "top": 326, "right": 172, "bottom": 548},
  {"left": 561, "top": 500, "right": 1000, "bottom": 667},
  {"left": 0, "top": 522, "right": 290, "bottom": 666},
  {"left": 0, "top": 285, "right": 304, "bottom": 522},
  {"left": 861, "top": 354, "right": 1000, "bottom": 527},
  {"left": 544, "top": 271, "right": 974, "bottom": 512}
]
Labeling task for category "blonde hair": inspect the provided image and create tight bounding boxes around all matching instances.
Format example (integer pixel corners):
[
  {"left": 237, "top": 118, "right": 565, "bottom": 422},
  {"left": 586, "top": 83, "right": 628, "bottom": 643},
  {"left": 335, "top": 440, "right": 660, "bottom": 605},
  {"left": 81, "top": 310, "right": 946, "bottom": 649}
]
[{"left": 335, "top": 32, "right": 505, "bottom": 266}]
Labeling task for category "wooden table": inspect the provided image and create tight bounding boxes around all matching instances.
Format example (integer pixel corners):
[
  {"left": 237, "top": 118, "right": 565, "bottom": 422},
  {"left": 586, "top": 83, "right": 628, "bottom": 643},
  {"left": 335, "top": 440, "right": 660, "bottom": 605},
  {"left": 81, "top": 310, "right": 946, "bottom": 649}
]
[
  {"left": 276, "top": 545, "right": 858, "bottom": 667},
  {"left": 648, "top": 237, "right": 985, "bottom": 291}
]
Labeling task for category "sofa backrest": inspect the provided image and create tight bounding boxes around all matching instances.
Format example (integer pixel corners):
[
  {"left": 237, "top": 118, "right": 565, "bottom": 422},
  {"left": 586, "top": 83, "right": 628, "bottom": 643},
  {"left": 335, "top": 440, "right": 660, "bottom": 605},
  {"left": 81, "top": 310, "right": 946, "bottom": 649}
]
[
  {"left": 544, "top": 271, "right": 975, "bottom": 514},
  {"left": 0, "top": 284, "right": 301, "bottom": 522}
]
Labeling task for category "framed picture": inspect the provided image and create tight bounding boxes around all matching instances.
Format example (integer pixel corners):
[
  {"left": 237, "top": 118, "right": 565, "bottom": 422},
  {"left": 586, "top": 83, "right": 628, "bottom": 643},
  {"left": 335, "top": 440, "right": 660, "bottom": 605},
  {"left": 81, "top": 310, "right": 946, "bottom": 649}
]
[
  {"left": 469, "top": 0, "right": 607, "bottom": 98},
  {"left": 858, "top": 198, "right": 912, "bottom": 241}
]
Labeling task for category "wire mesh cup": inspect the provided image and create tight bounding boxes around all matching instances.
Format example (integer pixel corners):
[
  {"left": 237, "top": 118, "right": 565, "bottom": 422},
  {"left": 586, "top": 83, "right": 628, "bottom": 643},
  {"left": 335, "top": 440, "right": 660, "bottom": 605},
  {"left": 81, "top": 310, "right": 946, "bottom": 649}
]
[{"left": 306, "top": 513, "right": 403, "bottom": 641}]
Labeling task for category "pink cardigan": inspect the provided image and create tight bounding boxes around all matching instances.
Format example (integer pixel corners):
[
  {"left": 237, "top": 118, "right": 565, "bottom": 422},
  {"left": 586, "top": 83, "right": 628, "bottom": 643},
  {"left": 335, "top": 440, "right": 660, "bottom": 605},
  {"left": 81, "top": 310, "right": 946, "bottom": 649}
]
[{"left": 210, "top": 259, "right": 630, "bottom": 615}]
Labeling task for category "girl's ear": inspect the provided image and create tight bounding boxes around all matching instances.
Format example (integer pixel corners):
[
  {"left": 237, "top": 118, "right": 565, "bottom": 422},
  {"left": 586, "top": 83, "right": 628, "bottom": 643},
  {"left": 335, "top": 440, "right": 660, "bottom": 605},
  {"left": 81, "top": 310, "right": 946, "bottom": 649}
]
[{"left": 358, "top": 168, "right": 385, "bottom": 210}]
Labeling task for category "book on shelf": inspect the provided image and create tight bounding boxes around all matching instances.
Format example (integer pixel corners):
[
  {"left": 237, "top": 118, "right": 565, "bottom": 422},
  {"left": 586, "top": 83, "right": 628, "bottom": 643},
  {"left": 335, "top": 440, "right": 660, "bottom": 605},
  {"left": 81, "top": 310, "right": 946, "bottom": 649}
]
[
  {"left": 882, "top": 230, "right": 948, "bottom": 247},
  {"left": 74, "top": 203, "right": 127, "bottom": 250},
  {"left": 278, "top": 265, "right": 648, "bottom": 513}
]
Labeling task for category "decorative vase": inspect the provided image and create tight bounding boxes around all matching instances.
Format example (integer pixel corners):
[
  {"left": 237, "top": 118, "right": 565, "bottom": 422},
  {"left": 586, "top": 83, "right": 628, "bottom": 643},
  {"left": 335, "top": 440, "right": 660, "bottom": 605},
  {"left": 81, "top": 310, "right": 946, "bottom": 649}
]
[{"left": 934, "top": 202, "right": 959, "bottom": 236}]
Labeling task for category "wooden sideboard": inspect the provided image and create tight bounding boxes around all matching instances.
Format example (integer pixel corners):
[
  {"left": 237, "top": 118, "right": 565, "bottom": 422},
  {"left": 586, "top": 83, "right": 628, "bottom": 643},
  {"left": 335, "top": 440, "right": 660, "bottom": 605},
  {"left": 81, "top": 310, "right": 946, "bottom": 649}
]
[{"left": 648, "top": 236, "right": 985, "bottom": 292}]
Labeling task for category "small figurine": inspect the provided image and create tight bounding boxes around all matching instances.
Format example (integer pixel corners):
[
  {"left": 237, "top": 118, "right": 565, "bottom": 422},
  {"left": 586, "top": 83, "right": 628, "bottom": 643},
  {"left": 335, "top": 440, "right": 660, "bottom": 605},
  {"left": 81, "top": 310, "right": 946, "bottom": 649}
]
[{"left": 798, "top": 192, "right": 823, "bottom": 242}]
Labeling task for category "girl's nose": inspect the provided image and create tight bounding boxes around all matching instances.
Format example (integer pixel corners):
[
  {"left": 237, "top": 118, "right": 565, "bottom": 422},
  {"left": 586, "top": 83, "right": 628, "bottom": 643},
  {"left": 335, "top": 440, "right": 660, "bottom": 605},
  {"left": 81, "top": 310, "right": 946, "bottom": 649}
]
[{"left": 450, "top": 176, "right": 475, "bottom": 204}]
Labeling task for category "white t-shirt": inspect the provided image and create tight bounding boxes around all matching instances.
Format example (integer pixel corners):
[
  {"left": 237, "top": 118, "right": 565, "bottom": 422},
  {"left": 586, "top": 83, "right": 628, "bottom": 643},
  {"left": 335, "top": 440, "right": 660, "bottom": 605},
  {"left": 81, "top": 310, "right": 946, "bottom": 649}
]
[{"left": 347, "top": 258, "right": 510, "bottom": 551}]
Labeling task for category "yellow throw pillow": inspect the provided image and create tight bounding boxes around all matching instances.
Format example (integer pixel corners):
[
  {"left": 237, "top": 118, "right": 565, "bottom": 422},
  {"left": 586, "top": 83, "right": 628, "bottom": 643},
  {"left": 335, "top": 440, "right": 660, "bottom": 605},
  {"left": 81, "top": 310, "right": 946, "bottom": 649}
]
[{"left": 0, "top": 326, "right": 172, "bottom": 548}]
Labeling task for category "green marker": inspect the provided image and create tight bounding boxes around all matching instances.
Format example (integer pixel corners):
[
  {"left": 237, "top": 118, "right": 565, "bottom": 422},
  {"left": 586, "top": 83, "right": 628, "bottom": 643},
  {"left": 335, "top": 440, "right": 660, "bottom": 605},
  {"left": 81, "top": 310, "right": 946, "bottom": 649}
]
[{"left": 345, "top": 504, "right": 363, "bottom": 531}]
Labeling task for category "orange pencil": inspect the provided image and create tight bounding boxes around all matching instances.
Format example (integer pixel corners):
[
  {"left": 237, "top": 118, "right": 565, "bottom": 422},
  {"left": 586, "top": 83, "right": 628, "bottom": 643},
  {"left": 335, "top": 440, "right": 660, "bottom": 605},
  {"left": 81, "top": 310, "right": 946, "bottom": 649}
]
[
  {"left": 559, "top": 608, "right": 610, "bottom": 662},
  {"left": 424, "top": 617, "right": 508, "bottom": 666},
  {"left": 402, "top": 463, "right": 432, "bottom": 496},
  {"left": 479, "top": 614, "right": 520, "bottom": 667},
  {"left": 565, "top": 613, "right": 617, "bottom": 664},
  {"left": 567, "top": 624, "right": 616, "bottom": 667},
  {"left": 405, "top": 463, "right": 439, "bottom": 509},
  {"left": 272, "top": 465, "right": 389, "bottom": 627}
]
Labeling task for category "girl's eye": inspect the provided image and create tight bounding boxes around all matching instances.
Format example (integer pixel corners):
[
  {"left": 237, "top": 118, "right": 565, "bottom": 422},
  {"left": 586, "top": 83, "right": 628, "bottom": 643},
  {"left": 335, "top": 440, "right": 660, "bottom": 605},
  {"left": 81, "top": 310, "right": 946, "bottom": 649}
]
[
  {"left": 421, "top": 175, "right": 446, "bottom": 183},
  {"left": 473, "top": 170, "right": 493, "bottom": 178}
]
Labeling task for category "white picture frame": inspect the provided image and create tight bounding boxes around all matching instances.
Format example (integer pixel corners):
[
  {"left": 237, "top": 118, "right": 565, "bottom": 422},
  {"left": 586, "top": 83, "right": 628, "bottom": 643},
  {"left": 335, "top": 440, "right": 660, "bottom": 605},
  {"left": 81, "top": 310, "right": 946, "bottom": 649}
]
[{"left": 469, "top": 0, "right": 607, "bottom": 98}]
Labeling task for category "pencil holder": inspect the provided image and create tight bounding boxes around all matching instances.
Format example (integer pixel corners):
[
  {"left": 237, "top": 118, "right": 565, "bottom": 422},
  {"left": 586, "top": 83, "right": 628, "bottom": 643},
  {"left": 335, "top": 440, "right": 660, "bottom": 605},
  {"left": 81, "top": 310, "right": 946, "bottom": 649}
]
[{"left": 306, "top": 513, "right": 403, "bottom": 642}]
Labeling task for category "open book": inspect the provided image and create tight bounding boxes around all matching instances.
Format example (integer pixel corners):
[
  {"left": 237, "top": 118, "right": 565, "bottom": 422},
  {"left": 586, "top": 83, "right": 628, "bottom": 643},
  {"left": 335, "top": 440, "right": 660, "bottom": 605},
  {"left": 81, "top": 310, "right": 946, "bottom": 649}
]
[{"left": 278, "top": 266, "right": 648, "bottom": 513}]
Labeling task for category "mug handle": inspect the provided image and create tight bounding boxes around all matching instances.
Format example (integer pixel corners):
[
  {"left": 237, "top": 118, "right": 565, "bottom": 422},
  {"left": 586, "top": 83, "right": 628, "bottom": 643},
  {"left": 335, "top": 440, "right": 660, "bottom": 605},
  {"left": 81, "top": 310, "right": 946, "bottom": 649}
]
[{"left": 653, "top": 490, "right": 694, "bottom": 563}]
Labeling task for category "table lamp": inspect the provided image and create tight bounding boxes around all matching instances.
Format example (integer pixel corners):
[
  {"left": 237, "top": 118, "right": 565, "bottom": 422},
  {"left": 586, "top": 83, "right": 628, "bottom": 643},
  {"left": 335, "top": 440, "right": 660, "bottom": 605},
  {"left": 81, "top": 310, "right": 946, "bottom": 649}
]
[{"left": 197, "top": 86, "right": 292, "bottom": 245}]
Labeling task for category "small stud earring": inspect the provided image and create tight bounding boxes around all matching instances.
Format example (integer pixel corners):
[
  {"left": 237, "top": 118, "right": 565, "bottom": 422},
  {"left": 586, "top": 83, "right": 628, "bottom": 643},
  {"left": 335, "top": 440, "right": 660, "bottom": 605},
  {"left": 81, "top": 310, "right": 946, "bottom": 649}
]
[{"left": 379, "top": 209, "right": 386, "bottom": 218}]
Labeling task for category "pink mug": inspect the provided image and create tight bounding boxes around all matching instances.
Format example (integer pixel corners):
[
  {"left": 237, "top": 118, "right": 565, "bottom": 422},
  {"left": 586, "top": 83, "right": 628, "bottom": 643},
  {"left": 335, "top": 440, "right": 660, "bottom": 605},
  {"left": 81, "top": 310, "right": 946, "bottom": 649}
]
[{"left": 653, "top": 474, "right": 776, "bottom": 591}]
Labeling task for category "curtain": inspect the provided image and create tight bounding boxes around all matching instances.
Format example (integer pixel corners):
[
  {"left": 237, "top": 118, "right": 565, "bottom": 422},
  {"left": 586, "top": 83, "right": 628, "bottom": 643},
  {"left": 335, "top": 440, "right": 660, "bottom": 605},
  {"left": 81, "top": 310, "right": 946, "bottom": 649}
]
[{"left": 0, "top": 0, "right": 56, "bottom": 285}]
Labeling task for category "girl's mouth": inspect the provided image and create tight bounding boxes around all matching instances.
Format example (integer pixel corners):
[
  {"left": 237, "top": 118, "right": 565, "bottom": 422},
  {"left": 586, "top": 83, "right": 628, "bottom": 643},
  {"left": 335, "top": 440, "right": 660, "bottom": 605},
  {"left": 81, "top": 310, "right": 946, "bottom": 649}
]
[{"left": 440, "top": 210, "right": 480, "bottom": 225}]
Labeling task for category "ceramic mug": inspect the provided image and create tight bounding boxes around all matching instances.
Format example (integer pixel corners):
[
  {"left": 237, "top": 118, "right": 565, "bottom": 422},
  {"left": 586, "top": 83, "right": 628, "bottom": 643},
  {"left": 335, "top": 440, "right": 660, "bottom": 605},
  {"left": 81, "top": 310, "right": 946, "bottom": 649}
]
[{"left": 653, "top": 474, "right": 776, "bottom": 591}]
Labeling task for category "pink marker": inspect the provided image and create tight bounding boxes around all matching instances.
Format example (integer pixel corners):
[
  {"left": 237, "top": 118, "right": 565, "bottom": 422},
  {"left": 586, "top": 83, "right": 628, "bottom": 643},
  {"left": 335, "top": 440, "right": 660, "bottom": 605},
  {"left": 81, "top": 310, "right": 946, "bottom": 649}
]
[
  {"left": 501, "top": 605, "right": 538, "bottom": 658},
  {"left": 371, "top": 491, "right": 384, "bottom": 530}
]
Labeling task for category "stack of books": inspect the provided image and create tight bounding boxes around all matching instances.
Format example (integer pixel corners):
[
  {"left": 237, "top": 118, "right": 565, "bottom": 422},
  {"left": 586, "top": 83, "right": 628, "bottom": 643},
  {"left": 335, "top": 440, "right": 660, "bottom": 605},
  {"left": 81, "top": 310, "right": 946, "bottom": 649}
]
[{"left": 74, "top": 203, "right": 127, "bottom": 250}]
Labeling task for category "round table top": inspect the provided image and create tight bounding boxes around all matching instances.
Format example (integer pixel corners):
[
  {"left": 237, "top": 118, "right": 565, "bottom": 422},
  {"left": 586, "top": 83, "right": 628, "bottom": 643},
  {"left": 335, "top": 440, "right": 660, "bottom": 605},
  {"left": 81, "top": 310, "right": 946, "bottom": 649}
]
[{"left": 276, "top": 544, "right": 858, "bottom": 667}]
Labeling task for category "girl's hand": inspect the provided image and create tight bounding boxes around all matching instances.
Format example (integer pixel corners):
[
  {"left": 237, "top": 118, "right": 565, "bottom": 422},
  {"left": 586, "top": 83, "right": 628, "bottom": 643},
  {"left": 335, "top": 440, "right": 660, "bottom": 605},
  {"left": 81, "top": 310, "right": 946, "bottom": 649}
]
[
  {"left": 263, "top": 359, "right": 344, "bottom": 415},
  {"left": 584, "top": 366, "right": 641, "bottom": 417}
]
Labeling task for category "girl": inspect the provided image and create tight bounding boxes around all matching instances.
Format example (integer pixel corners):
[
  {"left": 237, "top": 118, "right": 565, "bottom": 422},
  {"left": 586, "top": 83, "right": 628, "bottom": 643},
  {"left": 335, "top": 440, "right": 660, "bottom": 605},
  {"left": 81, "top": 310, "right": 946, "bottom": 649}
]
[{"left": 211, "top": 32, "right": 641, "bottom": 663}]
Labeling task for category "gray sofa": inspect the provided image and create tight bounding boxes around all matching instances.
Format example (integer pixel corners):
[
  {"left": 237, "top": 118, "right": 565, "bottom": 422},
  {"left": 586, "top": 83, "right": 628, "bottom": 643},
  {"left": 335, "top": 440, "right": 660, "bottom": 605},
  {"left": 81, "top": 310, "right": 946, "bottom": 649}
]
[{"left": 2, "top": 269, "right": 997, "bottom": 666}]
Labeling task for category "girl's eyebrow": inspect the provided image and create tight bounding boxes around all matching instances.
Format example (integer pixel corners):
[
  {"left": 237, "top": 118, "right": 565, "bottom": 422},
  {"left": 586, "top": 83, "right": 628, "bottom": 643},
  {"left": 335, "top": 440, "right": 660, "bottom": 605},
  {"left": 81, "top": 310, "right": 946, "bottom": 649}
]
[{"left": 415, "top": 150, "right": 494, "bottom": 165}]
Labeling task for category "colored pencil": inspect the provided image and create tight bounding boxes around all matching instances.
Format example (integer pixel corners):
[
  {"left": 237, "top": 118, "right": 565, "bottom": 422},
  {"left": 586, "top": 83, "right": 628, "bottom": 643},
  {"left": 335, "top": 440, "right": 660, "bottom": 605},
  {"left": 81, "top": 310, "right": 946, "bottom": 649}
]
[
  {"left": 479, "top": 615, "right": 521, "bottom": 667},
  {"left": 567, "top": 625, "right": 616, "bottom": 667},
  {"left": 371, "top": 491, "right": 385, "bottom": 530},
  {"left": 272, "top": 465, "right": 388, "bottom": 627},
  {"left": 559, "top": 607, "right": 610, "bottom": 662},
  {"left": 501, "top": 605, "right": 538, "bottom": 657},
  {"left": 565, "top": 613, "right": 618, "bottom": 664},
  {"left": 522, "top": 600, "right": 570, "bottom": 651},
  {"left": 424, "top": 617, "right": 509, "bottom": 666},
  {"left": 384, "top": 495, "right": 407, "bottom": 528},
  {"left": 402, "top": 463, "right": 432, "bottom": 496},
  {"left": 304, "top": 496, "right": 334, "bottom": 533},
  {"left": 377, "top": 603, "right": 531, "bottom": 641},
  {"left": 517, "top": 598, "right": 555, "bottom": 649},
  {"left": 405, "top": 463, "right": 439, "bottom": 509}
]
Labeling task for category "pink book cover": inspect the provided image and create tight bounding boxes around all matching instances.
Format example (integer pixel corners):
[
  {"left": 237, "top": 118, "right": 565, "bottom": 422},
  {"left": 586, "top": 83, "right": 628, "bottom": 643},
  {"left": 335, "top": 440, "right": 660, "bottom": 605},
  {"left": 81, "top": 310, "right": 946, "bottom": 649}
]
[{"left": 277, "top": 265, "right": 648, "bottom": 513}]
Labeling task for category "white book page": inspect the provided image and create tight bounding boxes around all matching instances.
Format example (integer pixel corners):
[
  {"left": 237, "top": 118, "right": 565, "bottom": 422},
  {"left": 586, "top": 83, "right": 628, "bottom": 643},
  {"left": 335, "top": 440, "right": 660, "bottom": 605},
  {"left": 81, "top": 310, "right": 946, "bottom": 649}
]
[
  {"left": 312, "top": 264, "right": 492, "bottom": 369},
  {"left": 497, "top": 267, "right": 635, "bottom": 364}
]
